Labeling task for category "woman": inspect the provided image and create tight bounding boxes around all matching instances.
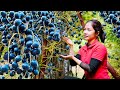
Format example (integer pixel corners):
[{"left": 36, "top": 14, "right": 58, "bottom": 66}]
[{"left": 60, "top": 19, "right": 111, "bottom": 79}]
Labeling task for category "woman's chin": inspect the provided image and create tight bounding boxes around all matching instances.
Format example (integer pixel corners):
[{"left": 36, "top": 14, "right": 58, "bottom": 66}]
[{"left": 84, "top": 38, "right": 89, "bottom": 41}]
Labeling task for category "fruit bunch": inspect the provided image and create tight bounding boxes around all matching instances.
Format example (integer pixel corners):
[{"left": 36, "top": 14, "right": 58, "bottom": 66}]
[
  {"left": 0, "top": 11, "right": 45, "bottom": 79},
  {"left": 99, "top": 11, "right": 120, "bottom": 38},
  {"left": 0, "top": 11, "right": 83, "bottom": 79}
]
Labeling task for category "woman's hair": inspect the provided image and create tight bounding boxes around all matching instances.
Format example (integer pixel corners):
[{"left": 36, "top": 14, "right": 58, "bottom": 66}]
[{"left": 86, "top": 19, "right": 106, "bottom": 43}]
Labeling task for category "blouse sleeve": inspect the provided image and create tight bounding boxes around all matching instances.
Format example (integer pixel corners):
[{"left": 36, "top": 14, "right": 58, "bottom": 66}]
[{"left": 69, "top": 49, "right": 81, "bottom": 66}]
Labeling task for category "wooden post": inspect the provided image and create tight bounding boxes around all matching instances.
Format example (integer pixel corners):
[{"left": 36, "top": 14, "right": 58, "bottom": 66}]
[{"left": 39, "top": 39, "right": 47, "bottom": 79}]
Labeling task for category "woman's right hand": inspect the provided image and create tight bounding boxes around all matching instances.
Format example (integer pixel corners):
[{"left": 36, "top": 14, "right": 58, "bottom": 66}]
[
  {"left": 60, "top": 54, "right": 74, "bottom": 60},
  {"left": 61, "top": 37, "right": 73, "bottom": 47}
]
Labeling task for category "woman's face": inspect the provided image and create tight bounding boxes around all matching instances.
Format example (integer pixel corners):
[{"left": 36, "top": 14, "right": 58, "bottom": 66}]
[{"left": 83, "top": 22, "right": 98, "bottom": 41}]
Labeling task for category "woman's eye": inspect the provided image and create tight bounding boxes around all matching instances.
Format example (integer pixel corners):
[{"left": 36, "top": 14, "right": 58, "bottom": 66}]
[
  {"left": 88, "top": 29, "right": 91, "bottom": 31},
  {"left": 83, "top": 28, "right": 91, "bottom": 31}
]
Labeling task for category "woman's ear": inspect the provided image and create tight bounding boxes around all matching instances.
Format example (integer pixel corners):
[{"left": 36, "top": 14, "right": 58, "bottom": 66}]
[{"left": 96, "top": 31, "right": 99, "bottom": 37}]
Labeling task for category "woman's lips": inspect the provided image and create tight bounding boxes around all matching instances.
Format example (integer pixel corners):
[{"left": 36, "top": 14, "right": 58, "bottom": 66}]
[{"left": 84, "top": 35, "right": 88, "bottom": 38}]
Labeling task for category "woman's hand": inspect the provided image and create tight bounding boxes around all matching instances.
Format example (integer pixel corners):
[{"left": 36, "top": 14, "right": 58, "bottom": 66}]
[
  {"left": 61, "top": 37, "right": 73, "bottom": 47},
  {"left": 60, "top": 54, "right": 74, "bottom": 60}
]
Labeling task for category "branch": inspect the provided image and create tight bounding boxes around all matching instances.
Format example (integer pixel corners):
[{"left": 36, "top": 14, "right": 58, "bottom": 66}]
[
  {"left": 76, "top": 11, "right": 85, "bottom": 29},
  {"left": 107, "top": 62, "right": 120, "bottom": 79}
]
